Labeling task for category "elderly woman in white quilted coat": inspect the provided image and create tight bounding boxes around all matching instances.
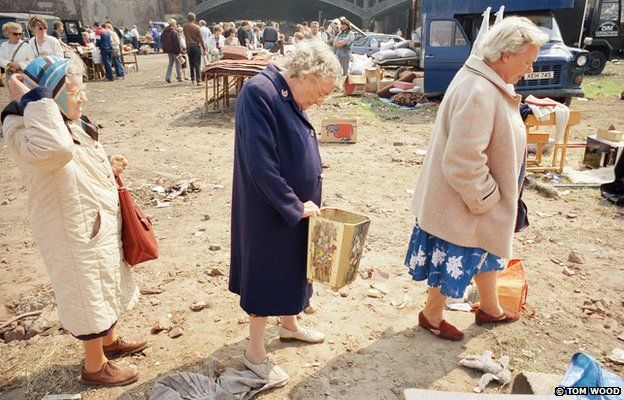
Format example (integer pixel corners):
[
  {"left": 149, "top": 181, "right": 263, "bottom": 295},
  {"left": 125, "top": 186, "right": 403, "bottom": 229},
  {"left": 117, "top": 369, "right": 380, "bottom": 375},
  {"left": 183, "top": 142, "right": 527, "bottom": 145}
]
[{"left": 2, "top": 54, "right": 146, "bottom": 387}]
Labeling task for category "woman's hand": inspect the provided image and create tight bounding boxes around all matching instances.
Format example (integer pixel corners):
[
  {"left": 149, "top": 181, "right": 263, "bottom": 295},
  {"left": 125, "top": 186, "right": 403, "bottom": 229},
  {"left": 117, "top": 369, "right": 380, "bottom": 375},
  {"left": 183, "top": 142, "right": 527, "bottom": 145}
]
[
  {"left": 7, "top": 74, "right": 30, "bottom": 103},
  {"left": 110, "top": 155, "right": 128, "bottom": 176},
  {"left": 302, "top": 200, "right": 320, "bottom": 218}
]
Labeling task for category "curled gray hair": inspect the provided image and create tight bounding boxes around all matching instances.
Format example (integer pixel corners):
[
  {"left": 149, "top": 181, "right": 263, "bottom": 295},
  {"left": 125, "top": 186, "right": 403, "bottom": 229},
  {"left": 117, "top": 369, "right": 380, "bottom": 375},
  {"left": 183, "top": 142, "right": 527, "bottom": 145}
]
[
  {"left": 66, "top": 52, "right": 86, "bottom": 80},
  {"left": 283, "top": 41, "right": 343, "bottom": 89},
  {"left": 168, "top": 18, "right": 177, "bottom": 26},
  {"left": 480, "top": 16, "right": 548, "bottom": 62}
]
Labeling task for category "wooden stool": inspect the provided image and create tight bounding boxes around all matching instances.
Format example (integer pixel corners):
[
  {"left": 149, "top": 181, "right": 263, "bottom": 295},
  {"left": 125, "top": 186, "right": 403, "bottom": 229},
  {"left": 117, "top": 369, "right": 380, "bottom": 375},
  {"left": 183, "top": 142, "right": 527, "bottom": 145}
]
[
  {"left": 524, "top": 110, "right": 581, "bottom": 173},
  {"left": 527, "top": 131, "right": 549, "bottom": 166}
]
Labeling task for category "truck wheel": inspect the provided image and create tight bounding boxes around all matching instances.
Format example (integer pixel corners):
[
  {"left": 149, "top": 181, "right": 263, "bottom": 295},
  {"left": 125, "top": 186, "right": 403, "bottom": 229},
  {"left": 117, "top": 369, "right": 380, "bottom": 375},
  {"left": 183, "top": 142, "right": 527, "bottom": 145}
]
[
  {"left": 586, "top": 51, "right": 607, "bottom": 75},
  {"left": 552, "top": 97, "right": 572, "bottom": 106}
]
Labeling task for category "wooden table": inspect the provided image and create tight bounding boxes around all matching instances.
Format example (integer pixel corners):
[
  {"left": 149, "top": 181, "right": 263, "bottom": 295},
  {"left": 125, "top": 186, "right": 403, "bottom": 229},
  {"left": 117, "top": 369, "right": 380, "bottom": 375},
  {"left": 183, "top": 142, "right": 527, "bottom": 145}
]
[
  {"left": 204, "top": 72, "right": 255, "bottom": 111},
  {"left": 122, "top": 49, "right": 139, "bottom": 72},
  {"left": 525, "top": 110, "right": 582, "bottom": 173}
]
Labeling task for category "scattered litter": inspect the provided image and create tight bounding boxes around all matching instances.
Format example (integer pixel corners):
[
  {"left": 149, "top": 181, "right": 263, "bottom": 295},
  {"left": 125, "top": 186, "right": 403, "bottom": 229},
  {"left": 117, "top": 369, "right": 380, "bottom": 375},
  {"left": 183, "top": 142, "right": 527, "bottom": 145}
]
[
  {"left": 156, "top": 201, "right": 172, "bottom": 208},
  {"left": 41, "top": 395, "right": 82, "bottom": 400},
  {"left": 390, "top": 295, "right": 411, "bottom": 310},
  {"left": 568, "top": 250, "right": 584, "bottom": 264},
  {"left": 459, "top": 350, "right": 512, "bottom": 393},
  {"left": 304, "top": 362, "right": 320, "bottom": 368},
  {"left": 608, "top": 348, "right": 624, "bottom": 365},
  {"left": 562, "top": 267, "right": 576, "bottom": 276},
  {"left": 367, "top": 289, "right": 383, "bottom": 298},
  {"left": 446, "top": 302, "right": 473, "bottom": 312},
  {"left": 166, "top": 179, "right": 201, "bottom": 201},
  {"left": 205, "top": 268, "right": 225, "bottom": 277},
  {"left": 141, "top": 288, "right": 164, "bottom": 295},
  {"left": 152, "top": 186, "right": 165, "bottom": 193},
  {"left": 535, "top": 211, "right": 556, "bottom": 217},
  {"left": 193, "top": 230, "right": 206, "bottom": 237},
  {"left": 564, "top": 166, "right": 615, "bottom": 185}
]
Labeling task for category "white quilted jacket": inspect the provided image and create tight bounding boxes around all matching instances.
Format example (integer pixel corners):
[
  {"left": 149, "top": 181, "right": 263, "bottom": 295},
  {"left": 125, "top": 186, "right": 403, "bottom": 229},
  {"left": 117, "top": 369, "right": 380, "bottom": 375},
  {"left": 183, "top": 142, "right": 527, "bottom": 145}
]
[{"left": 3, "top": 99, "right": 138, "bottom": 337}]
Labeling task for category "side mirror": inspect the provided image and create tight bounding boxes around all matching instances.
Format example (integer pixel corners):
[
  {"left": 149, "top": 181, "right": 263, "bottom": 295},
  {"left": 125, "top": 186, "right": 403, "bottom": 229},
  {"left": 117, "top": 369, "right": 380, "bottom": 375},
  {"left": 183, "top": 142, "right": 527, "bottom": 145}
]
[{"left": 583, "top": 37, "right": 593, "bottom": 46}]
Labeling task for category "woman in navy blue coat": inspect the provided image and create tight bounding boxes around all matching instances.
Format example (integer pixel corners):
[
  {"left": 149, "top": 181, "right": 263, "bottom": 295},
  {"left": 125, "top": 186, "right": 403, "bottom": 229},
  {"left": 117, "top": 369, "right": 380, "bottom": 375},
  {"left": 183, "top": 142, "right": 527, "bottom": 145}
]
[{"left": 229, "top": 41, "right": 343, "bottom": 384}]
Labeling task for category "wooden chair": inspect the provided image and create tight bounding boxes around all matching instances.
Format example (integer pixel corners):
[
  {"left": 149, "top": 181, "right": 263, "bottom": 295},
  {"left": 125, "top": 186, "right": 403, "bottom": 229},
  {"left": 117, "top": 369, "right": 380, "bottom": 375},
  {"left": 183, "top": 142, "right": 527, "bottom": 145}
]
[
  {"left": 122, "top": 50, "right": 139, "bottom": 72},
  {"left": 525, "top": 110, "right": 581, "bottom": 173}
]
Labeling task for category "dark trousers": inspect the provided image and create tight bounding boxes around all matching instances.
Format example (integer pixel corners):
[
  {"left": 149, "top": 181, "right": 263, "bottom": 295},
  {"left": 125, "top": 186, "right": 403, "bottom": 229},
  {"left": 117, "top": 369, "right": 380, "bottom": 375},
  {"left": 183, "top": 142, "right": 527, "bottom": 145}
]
[
  {"left": 101, "top": 50, "right": 114, "bottom": 81},
  {"left": 187, "top": 45, "right": 202, "bottom": 83}
]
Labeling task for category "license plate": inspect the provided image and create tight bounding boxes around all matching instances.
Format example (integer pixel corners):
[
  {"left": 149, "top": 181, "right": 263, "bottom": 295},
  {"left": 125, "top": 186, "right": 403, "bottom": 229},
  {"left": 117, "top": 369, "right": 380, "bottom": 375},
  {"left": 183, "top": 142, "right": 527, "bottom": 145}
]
[{"left": 524, "top": 71, "right": 554, "bottom": 80}]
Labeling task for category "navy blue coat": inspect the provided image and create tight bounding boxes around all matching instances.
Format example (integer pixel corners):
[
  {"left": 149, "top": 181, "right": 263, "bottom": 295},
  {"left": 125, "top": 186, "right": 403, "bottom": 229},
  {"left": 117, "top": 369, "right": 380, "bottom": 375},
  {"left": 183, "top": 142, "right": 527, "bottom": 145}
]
[{"left": 229, "top": 64, "right": 322, "bottom": 316}]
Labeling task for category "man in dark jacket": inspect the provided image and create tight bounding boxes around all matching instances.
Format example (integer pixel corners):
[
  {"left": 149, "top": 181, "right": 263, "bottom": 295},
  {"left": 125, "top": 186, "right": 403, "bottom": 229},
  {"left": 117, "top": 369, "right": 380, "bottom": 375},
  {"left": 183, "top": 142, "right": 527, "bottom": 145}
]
[
  {"left": 237, "top": 21, "right": 251, "bottom": 47},
  {"left": 96, "top": 25, "right": 115, "bottom": 81},
  {"left": 161, "top": 19, "right": 182, "bottom": 83},
  {"left": 261, "top": 22, "right": 278, "bottom": 50}
]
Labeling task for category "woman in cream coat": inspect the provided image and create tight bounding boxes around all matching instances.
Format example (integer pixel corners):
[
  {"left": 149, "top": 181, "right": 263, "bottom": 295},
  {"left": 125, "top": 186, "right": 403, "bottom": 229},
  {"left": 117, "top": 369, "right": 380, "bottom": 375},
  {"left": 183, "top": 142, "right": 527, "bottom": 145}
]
[
  {"left": 2, "top": 55, "right": 146, "bottom": 387},
  {"left": 405, "top": 17, "right": 548, "bottom": 341}
]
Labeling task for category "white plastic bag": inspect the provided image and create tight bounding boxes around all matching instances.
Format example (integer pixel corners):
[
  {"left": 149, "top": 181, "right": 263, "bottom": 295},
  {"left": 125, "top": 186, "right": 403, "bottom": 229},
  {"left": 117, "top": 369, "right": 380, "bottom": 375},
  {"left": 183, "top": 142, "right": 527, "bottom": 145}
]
[
  {"left": 471, "top": 7, "right": 491, "bottom": 56},
  {"left": 92, "top": 47, "right": 102, "bottom": 64}
]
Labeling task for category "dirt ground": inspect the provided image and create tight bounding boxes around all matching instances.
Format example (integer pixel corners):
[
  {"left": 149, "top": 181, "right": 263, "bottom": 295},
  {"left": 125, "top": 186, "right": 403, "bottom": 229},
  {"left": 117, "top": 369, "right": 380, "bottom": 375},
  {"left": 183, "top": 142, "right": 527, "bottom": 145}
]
[{"left": 0, "top": 54, "right": 623, "bottom": 400}]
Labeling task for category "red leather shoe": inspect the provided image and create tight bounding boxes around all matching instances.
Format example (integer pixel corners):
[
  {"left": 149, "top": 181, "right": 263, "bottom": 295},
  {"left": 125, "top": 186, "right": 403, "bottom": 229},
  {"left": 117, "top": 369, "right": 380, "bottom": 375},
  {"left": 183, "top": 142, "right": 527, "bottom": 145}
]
[
  {"left": 475, "top": 308, "right": 519, "bottom": 325},
  {"left": 418, "top": 311, "right": 464, "bottom": 341}
]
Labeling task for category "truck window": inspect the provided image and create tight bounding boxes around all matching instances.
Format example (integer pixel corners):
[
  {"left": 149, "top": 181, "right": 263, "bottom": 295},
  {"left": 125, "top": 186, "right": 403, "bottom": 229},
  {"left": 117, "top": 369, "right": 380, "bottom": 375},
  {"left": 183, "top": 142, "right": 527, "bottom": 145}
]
[
  {"left": 599, "top": 0, "right": 620, "bottom": 22},
  {"left": 429, "top": 20, "right": 467, "bottom": 47}
]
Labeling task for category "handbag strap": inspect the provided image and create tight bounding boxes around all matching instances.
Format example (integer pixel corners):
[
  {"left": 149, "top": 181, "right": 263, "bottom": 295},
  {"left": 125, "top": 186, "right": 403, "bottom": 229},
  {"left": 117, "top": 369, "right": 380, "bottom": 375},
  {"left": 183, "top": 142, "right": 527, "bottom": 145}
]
[{"left": 11, "top": 40, "right": 27, "bottom": 62}]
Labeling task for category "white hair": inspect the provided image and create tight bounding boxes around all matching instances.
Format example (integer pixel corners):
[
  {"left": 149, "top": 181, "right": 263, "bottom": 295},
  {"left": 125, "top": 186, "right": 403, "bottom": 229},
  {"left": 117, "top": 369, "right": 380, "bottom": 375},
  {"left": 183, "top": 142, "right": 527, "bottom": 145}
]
[
  {"left": 480, "top": 16, "right": 548, "bottom": 62},
  {"left": 66, "top": 52, "right": 86, "bottom": 79},
  {"left": 168, "top": 18, "right": 177, "bottom": 26},
  {"left": 283, "top": 41, "right": 343, "bottom": 88}
]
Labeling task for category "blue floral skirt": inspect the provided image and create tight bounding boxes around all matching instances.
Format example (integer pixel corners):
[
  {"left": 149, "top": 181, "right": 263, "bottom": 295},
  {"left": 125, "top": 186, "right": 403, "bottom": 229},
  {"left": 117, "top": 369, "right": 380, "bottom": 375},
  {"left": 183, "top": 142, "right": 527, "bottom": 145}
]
[{"left": 404, "top": 221, "right": 507, "bottom": 299}]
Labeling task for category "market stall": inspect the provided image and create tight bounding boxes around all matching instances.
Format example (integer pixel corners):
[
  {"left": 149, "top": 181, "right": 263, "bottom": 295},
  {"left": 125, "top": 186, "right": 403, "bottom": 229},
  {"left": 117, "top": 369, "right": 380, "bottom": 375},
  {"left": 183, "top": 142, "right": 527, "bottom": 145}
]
[{"left": 202, "top": 58, "right": 277, "bottom": 111}]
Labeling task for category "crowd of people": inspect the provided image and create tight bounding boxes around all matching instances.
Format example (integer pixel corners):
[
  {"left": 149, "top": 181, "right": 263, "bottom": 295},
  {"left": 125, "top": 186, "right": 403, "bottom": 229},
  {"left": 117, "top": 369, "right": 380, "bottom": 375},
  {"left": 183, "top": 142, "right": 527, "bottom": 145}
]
[
  {"left": 156, "top": 15, "right": 358, "bottom": 86},
  {"left": 1, "top": 10, "right": 547, "bottom": 395}
]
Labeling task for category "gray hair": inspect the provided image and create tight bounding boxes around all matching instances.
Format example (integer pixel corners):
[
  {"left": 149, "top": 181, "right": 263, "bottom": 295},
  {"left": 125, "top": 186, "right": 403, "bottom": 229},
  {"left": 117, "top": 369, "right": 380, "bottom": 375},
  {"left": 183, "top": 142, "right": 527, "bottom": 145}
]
[
  {"left": 283, "top": 41, "right": 343, "bottom": 89},
  {"left": 66, "top": 52, "right": 86, "bottom": 80},
  {"left": 480, "top": 16, "right": 548, "bottom": 62},
  {"left": 199, "top": 20, "right": 206, "bottom": 26},
  {"left": 168, "top": 18, "right": 177, "bottom": 26}
]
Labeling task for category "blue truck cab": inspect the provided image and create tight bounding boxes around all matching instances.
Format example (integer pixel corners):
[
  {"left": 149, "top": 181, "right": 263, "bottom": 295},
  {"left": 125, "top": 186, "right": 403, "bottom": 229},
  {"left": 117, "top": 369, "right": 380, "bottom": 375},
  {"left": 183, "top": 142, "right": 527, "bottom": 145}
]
[{"left": 417, "top": 0, "right": 588, "bottom": 104}]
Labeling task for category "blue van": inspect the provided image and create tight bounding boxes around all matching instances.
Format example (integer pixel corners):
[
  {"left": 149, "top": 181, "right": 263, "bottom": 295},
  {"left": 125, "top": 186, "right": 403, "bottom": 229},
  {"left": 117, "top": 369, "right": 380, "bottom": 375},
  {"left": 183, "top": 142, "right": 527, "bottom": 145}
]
[{"left": 416, "top": 0, "right": 588, "bottom": 104}]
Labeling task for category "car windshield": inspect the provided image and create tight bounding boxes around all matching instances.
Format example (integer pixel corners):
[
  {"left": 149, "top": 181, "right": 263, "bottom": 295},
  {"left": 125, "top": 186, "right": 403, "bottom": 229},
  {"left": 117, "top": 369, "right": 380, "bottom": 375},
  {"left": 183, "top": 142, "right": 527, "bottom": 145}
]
[
  {"left": 354, "top": 36, "right": 369, "bottom": 46},
  {"left": 526, "top": 15, "right": 564, "bottom": 42}
]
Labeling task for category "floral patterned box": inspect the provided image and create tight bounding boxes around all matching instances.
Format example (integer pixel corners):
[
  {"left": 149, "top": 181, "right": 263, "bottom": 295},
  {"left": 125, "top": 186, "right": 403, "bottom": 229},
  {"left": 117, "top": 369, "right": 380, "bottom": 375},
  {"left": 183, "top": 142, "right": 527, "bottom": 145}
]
[{"left": 307, "top": 208, "right": 371, "bottom": 290}]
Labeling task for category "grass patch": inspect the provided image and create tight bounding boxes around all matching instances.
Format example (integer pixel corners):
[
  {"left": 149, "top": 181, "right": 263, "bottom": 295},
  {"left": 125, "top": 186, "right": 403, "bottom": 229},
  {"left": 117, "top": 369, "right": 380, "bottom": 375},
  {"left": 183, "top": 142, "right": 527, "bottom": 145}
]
[
  {"left": 334, "top": 96, "right": 412, "bottom": 121},
  {"left": 583, "top": 62, "right": 623, "bottom": 99}
]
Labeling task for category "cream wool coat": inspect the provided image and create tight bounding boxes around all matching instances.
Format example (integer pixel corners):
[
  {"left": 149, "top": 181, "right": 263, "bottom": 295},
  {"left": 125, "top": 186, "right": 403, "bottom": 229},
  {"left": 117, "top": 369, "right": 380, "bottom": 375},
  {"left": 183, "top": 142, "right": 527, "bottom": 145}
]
[
  {"left": 3, "top": 98, "right": 138, "bottom": 337},
  {"left": 411, "top": 55, "right": 526, "bottom": 260}
]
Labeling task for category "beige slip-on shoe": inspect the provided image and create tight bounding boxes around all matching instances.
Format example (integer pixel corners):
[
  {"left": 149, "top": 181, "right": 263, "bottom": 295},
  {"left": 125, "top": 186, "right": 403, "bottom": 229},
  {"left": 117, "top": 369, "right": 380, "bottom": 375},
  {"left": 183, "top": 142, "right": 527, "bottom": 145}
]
[
  {"left": 278, "top": 326, "right": 326, "bottom": 343},
  {"left": 242, "top": 353, "right": 289, "bottom": 386}
]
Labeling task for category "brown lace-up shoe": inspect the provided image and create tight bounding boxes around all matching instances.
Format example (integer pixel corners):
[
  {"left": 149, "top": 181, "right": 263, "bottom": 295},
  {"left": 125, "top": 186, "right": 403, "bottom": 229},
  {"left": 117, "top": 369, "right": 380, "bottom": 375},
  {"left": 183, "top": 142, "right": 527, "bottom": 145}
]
[
  {"left": 80, "top": 361, "right": 138, "bottom": 387},
  {"left": 103, "top": 337, "right": 147, "bottom": 356}
]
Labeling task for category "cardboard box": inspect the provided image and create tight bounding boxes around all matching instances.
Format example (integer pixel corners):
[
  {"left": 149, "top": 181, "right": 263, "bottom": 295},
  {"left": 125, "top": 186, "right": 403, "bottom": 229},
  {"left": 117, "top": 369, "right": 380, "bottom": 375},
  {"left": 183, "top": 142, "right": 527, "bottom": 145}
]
[
  {"left": 597, "top": 125, "right": 624, "bottom": 142},
  {"left": 583, "top": 135, "right": 624, "bottom": 169},
  {"left": 307, "top": 208, "right": 371, "bottom": 290},
  {"left": 345, "top": 74, "right": 366, "bottom": 96},
  {"left": 365, "top": 68, "right": 382, "bottom": 93},
  {"left": 320, "top": 118, "right": 357, "bottom": 143}
]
